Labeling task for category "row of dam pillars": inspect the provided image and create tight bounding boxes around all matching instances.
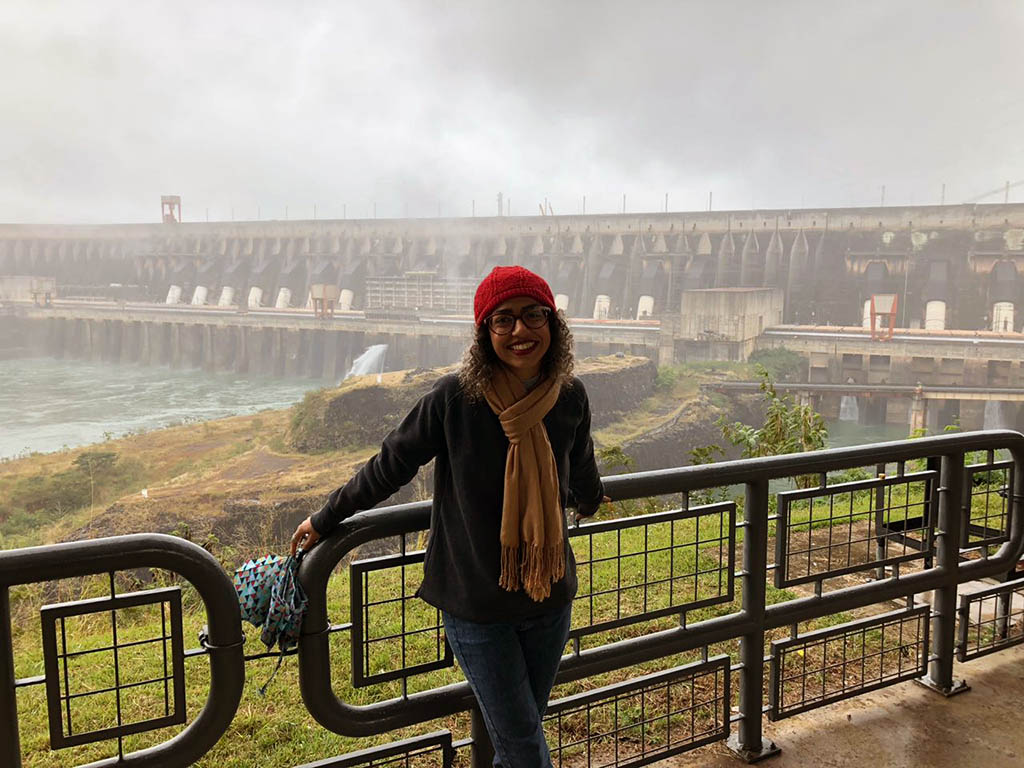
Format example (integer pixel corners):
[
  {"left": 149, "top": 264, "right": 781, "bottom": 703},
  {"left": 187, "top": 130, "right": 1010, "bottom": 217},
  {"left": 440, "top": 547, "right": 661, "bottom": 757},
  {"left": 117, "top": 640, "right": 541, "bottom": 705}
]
[
  {"left": 36, "top": 316, "right": 660, "bottom": 379},
  {"left": 41, "top": 317, "right": 471, "bottom": 380}
]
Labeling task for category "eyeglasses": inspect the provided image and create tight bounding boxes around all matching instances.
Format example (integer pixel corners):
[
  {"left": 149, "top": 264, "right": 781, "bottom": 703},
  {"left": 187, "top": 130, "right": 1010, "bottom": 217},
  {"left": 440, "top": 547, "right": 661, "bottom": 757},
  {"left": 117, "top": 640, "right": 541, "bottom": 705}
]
[{"left": 485, "top": 306, "right": 552, "bottom": 335}]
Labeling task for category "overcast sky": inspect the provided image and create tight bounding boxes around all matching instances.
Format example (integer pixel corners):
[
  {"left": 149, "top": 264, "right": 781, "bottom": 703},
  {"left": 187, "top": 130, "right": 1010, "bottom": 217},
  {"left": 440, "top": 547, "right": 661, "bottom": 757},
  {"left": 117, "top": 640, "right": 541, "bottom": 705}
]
[{"left": 3, "top": 1, "right": 1024, "bottom": 224}]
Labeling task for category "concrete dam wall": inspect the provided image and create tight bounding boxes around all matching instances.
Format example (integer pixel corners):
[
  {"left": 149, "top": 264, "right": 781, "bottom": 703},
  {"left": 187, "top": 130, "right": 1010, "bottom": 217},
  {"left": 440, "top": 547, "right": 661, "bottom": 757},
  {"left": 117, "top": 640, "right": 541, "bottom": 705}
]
[{"left": 5, "top": 202, "right": 1024, "bottom": 331}]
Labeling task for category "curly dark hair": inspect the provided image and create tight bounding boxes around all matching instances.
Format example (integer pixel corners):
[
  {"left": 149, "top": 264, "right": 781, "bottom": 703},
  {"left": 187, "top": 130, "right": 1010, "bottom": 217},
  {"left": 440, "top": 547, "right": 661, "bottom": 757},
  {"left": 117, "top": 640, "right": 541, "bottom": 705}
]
[{"left": 458, "top": 309, "right": 575, "bottom": 401}]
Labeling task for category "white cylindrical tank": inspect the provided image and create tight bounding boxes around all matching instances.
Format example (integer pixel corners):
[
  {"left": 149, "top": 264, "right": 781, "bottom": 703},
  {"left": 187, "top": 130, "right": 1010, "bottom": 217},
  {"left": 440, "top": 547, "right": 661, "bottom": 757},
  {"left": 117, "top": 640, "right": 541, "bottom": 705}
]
[
  {"left": 636, "top": 295, "right": 655, "bottom": 319},
  {"left": 992, "top": 301, "right": 1014, "bottom": 333},
  {"left": 592, "top": 294, "right": 611, "bottom": 320},
  {"left": 275, "top": 287, "right": 292, "bottom": 309},
  {"left": 338, "top": 288, "right": 354, "bottom": 312},
  {"left": 862, "top": 299, "right": 872, "bottom": 329},
  {"left": 217, "top": 286, "right": 235, "bottom": 307},
  {"left": 924, "top": 300, "right": 946, "bottom": 330},
  {"left": 165, "top": 285, "right": 182, "bottom": 304},
  {"left": 247, "top": 286, "right": 264, "bottom": 308},
  {"left": 190, "top": 285, "right": 208, "bottom": 306},
  {"left": 554, "top": 293, "right": 569, "bottom": 313}
]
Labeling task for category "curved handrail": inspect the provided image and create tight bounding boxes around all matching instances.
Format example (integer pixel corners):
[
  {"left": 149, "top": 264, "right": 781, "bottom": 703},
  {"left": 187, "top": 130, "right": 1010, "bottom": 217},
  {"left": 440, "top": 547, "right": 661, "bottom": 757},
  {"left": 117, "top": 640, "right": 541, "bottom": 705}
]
[{"left": 0, "top": 533, "right": 245, "bottom": 768}]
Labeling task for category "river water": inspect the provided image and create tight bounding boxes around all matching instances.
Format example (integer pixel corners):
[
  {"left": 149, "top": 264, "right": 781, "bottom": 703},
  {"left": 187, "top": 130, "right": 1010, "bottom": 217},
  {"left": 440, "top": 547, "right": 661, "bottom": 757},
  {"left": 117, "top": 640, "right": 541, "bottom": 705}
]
[
  {"left": 0, "top": 357, "right": 914, "bottom": 461},
  {"left": 0, "top": 357, "right": 320, "bottom": 459}
]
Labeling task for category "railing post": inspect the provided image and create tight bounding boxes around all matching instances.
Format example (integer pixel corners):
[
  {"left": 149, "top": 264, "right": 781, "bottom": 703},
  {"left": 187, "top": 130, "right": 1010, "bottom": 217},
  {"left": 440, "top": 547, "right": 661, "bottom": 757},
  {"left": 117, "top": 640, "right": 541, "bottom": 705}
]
[
  {"left": 918, "top": 451, "right": 970, "bottom": 696},
  {"left": 728, "top": 479, "right": 779, "bottom": 762},
  {"left": 470, "top": 705, "right": 495, "bottom": 768},
  {"left": 1, "top": 586, "right": 21, "bottom": 768}
]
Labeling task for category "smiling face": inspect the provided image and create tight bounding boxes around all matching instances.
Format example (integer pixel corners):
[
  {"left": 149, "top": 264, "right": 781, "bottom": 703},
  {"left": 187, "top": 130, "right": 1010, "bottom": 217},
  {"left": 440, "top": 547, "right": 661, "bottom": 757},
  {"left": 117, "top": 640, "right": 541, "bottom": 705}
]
[{"left": 486, "top": 296, "right": 552, "bottom": 381}]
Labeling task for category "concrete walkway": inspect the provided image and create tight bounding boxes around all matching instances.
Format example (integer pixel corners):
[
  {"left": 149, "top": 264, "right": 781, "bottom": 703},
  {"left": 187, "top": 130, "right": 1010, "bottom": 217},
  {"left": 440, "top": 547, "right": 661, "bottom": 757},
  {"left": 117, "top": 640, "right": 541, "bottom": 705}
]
[{"left": 671, "top": 643, "right": 1024, "bottom": 767}]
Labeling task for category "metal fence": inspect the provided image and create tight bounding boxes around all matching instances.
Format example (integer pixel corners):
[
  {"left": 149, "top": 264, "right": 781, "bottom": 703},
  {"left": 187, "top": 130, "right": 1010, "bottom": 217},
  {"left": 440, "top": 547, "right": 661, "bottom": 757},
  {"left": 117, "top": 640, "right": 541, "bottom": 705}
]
[{"left": 2, "top": 430, "right": 1024, "bottom": 767}]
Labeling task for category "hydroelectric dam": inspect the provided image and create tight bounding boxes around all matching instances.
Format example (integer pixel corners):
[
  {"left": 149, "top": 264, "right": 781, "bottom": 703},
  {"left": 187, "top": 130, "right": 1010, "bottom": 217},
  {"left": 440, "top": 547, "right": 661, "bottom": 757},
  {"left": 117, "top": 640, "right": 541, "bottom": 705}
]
[{"left": 5, "top": 202, "right": 1024, "bottom": 430}]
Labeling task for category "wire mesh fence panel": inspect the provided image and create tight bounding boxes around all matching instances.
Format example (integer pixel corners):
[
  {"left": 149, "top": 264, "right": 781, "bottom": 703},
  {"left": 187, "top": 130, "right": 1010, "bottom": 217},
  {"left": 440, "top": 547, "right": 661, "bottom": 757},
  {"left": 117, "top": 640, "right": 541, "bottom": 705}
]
[
  {"left": 961, "top": 458, "right": 1013, "bottom": 549},
  {"left": 544, "top": 656, "right": 730, "bottom": 767},
  {"left": 769, "top": 606, "right": 929, "bottom": 720},
  {"left": 957, "top": 577, "right": 1024, "bottom": 662},
  {"left": 39, "top": 583, "right": 186, "bottom": 750},
  {"left": 775, "top": 469, "right": 936, "bottom": 588},
  {"left": 350, "top": 551, "right": 451, "bottom": 688},
  {"left": 569, "top": 502, "right": 735, "bottom": 639}
]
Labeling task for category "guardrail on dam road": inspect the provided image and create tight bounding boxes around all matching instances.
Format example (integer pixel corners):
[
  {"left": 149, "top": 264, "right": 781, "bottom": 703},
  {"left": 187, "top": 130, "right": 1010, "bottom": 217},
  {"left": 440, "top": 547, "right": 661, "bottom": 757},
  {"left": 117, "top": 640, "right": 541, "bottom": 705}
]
[{"left": 3, "top": 430, "right": 1024, "bottom": 766}]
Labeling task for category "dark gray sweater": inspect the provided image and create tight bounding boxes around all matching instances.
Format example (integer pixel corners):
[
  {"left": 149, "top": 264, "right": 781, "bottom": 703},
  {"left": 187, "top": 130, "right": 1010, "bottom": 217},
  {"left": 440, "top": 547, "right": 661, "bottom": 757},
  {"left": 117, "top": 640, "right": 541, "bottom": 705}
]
[{"left": 311, "top": 373, "right": 604, "bottom": 622}]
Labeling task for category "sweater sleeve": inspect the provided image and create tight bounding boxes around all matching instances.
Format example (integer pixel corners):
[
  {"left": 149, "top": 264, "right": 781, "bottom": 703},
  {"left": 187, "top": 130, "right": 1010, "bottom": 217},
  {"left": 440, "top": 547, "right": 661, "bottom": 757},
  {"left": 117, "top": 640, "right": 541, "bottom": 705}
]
[
  {"left": 567, "top": 379, "right": 604, "bottom": 518},
  {"left": 310, "top": 378, "right": 448, "bottom": 535}
]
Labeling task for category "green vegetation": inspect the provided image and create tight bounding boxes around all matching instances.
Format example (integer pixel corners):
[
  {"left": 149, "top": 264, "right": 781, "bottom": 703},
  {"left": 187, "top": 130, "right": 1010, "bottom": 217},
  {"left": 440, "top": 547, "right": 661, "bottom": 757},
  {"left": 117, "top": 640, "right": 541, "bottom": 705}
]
[
  {"left": 717, "top": 367, "right": 827, "bottom": 462},
  {"left": 746, "top": 346, "right": 807, "bottom": 383}
]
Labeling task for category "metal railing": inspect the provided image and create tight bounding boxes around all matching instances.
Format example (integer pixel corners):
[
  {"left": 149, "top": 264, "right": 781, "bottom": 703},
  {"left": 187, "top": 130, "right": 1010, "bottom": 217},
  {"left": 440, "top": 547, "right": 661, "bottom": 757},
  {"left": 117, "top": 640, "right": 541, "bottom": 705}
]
[{"left": 2, "top": 430, "right": 1024, "bottom": 767}]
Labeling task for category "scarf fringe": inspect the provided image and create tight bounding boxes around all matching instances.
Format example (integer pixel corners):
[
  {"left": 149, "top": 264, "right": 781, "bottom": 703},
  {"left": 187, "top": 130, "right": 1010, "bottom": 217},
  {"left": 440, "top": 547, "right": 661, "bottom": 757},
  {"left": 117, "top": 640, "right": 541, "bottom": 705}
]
[{"left": 500, "top": 543, "right": 565, "bottom": 602}]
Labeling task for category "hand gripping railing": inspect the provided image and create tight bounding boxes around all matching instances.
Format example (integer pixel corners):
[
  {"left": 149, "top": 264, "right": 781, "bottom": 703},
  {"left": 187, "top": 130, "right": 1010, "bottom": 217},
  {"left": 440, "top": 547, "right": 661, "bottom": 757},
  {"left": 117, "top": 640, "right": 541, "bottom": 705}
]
[
  {"left": 0, "top": 533, "right": 245, "bottom": 768},
  {"left": 296, "top": 429, "right": 1024, "bottom": 764}
]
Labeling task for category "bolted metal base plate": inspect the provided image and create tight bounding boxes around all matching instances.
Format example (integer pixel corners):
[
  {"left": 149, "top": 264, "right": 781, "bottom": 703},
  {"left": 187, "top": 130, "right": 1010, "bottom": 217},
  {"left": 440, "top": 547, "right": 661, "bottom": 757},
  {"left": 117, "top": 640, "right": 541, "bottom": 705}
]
[
  {"left": 726, "top": 733, "right": 781, "bottom": 763},
  {"left": 914, "top": 675, "right": 970, "bottom": 697}
]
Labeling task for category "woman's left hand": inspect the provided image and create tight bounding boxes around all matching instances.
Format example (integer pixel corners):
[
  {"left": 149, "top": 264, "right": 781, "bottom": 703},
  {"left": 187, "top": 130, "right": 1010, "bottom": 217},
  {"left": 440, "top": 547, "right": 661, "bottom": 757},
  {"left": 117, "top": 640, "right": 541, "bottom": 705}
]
[{"left": 290, "top": 516, "right": 321, "bottom": 556}]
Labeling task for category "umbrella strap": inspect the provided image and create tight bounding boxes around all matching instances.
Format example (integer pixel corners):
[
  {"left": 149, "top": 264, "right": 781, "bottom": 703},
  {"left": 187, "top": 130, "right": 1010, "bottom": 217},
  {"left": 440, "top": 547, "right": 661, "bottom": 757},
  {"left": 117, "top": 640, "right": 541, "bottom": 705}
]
[{"left": 258, "top": 651, "right": 286, "bottom": 696}]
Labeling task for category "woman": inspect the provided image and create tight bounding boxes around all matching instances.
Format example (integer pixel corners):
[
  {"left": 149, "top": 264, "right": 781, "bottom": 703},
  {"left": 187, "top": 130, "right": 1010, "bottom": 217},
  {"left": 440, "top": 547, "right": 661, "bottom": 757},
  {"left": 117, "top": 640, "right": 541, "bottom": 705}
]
[{"left": 291, "top": 265, "right": 605, "bottom": 767}]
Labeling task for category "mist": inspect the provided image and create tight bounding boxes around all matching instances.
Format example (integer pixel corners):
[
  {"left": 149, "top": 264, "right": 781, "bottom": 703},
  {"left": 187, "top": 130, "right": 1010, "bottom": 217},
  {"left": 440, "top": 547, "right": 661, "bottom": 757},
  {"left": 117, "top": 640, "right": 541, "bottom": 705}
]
[{"left": 3, "top": 1, "right": 1023, "bottom": 224}]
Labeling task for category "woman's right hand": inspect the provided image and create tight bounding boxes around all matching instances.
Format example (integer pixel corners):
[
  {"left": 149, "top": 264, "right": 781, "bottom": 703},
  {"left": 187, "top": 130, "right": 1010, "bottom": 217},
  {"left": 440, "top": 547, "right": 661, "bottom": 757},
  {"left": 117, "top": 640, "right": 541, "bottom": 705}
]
[{"left": 290, "top": 516, "right": 321, "bottom": 556}]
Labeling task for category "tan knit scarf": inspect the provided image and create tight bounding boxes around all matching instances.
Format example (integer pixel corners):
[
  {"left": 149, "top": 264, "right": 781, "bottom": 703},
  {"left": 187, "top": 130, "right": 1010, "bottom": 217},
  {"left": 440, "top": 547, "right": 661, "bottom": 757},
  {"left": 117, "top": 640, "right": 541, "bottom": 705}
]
[{"left": 484, "top": 367, "right": 564, "bottom": 602}]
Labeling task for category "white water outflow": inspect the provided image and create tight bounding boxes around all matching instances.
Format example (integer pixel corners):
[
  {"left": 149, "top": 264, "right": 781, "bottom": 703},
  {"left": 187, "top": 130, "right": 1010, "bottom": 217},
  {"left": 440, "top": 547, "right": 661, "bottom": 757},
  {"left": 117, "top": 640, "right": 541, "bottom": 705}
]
[
  {"left": 165, "top": 284, "right": 182, "bottom": 304},
  {"left": 984, "top": 400, "right": 1013, "bottom": 430},
  {"left": 839, "top": 396, "right": 860, "bottom": 422},
  {"left": 247, "top": 286, "right": 264, "bottom": 308},
  {"left": 554, "top": 293, "right": 569, "bottom": 313},
  {"left": 593, "top": 294, "right": 611, "bottom": 320},
  {"left": 275, "top": 287, "right": 292, "bottom": 309},
  {"left": 217, "top": 286, "right": 235, "bottom": 307},
  {"left": 862, "top": 299, "right": 872, "bottom": 329},
  {"left": 338, "top": 288, "right": 354, "bottom": 312},
  {"left": 924, "top": 300, "right": 946, "bottom": 330},
  {"left": 636, "top": 295, "right": 655, "bottom": 319},
  {"left": 190, "top": 285, "right": 208, "bottom": 306},
  {"left": 344, "top": 344, "right": 388, "bottom": 383},
  {"left": 992, "top": 302, "right": 1015, "bottom": 333}
]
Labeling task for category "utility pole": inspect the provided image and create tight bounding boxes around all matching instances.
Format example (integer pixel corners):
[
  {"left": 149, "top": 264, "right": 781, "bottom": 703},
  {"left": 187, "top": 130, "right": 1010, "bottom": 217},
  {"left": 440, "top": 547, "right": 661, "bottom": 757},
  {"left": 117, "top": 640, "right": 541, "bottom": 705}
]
[
  {"left": 708, "top": 191, "right": 713, "bottom": 211},
  {"left": 940, "top": 183, "right": 945, "bottom": 206},
  {"left": 880, "top": 185, "right": 886, "bottom": 207},
  {"left": 665, "top": 192, "right": 668, "bottom": 213},
  {"left": 1006, "top": 180, "right": 1011, "bottom": 204},
  {"left": 582, "top": 195, "right": 586, "bottom": 215},
  {"left": 285, "top": 205, "right": 289, "bottom": 220},
  {"left": 472, "top": 199, "right": 475, "bottom": 217},
  {"left": 622, "top": 193, "right": 626, "bottom": 214}
]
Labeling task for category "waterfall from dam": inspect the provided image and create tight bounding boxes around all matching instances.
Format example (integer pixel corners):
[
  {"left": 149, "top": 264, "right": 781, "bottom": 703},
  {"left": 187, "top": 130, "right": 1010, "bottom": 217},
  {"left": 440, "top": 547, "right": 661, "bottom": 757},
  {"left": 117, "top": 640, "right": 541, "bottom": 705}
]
[
  {"left": 344, "top": 344, "right": 388, "bottom": 382},
  {"left": 984, "top": 400, "right": 1010, "bottom": 430},
  {"left": 839, "top": 395, "right": 860, "bottom": 422}
]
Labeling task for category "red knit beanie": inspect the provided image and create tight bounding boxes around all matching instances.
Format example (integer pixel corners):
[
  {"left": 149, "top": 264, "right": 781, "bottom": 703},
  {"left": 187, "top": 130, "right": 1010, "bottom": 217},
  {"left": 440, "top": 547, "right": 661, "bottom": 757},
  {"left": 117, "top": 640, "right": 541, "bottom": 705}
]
[{"left": 473, "top": 266, "right": 557, "bottom": 325}]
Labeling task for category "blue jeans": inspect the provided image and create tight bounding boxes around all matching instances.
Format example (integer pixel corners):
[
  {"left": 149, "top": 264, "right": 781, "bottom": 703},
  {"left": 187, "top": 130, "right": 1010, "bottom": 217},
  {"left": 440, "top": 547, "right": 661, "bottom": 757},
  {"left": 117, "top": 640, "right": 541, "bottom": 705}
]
[{"left": 443, "top": 604, "right": 572, "bottom": 768}]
